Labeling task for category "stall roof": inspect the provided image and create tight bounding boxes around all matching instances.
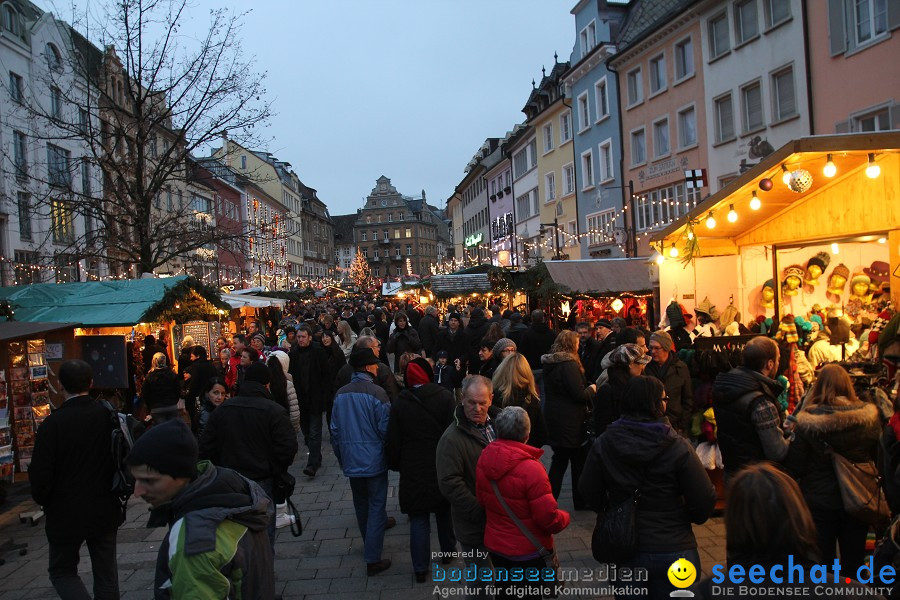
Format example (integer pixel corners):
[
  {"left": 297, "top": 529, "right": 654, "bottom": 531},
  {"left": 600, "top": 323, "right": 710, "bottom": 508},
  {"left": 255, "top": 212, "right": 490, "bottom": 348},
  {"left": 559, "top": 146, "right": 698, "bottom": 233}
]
[
  {"left": 0, "top": 322, "right": 80, "bottom": 342},
  {"left": 0, "top": 276, "right": 225, "bottom": 326},
  {"left": 543, "top": 258, "right": 655, "bottom": 296},
  {"left": 650, "top": 132, "right": 900, "bottom": 254},
  {"left": 221, "top": 293, "right": 287, "bottom": 309}
]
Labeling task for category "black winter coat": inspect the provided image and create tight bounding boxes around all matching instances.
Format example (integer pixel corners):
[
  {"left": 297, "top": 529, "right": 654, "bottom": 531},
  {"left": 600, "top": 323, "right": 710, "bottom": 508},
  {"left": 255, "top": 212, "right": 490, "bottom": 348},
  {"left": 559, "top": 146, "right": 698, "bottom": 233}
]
[
  {"left": 496, "top": 389, "right": 548, "bottom": 449},
  {"left": 289, "top": 343, "right": 330, "bottom": 413},
  {"left": 29, "top": 395, "right": 124, "bottom": 543},
  {"left": 578, "top": 337, "right": 604, "bottom": 383},
  {"left": 541, "top": 352, "right": 593, "bottom": 448},
  {"left": 463, "top": 316, "right": 491, "bottom": 374},
  {"left": 142, "top": 367, "right": 181, "bottom": 411},
  {"left": 784, "top": 397, "right": 882, "bottom": 512},
  {"left": 592, "top": 366, "right": 630, "bottom": 435},
  {"left": 185, "top": 358, "right": 218, "bottom": 416},
  {"left": 434, "top": 327, "right": 468, "bottom": 371},
  {"left": 385, "top": 384, "right": 456, "bottom": 514},
  {"left": 386, "top": 326, "right": 422, "bottom": 372},
  {"left": 645, "top": 354, "right": 694, "bottom": 432},
  {"left": 579, "top": 418, "right": 716, "bottom": 552},
  {"left": 522, "top": 324, "right": 557, "bottom": 371},
  {"left": 418, "top": 314, "right": 441, "bottom": 357},
  {"left": 198, "top": 382, "right": 298, "bottom": 482}
]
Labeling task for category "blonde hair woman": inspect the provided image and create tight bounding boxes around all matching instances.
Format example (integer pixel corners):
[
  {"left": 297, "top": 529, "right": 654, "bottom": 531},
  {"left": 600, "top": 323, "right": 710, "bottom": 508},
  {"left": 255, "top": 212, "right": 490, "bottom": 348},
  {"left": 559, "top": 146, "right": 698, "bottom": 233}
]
[
  {"left": 337, "top": 320, "right": 357, "bottom": 359},
  {"left": 541, "top": 329, "right": 597, "bottom": 510},
  {"left": 492, "top": 353, "right": 547, "bottom": 448}
]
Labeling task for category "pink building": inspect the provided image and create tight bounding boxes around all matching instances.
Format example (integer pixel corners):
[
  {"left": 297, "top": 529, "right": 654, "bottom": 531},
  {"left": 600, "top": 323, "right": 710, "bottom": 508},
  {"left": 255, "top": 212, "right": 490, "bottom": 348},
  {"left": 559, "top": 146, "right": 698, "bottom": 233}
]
[
  {"left": 807, "top": 1, "right": 900, "bottom": 134},
  {"left": 610, "top": 3, "right": 709, "bottom": 256}
]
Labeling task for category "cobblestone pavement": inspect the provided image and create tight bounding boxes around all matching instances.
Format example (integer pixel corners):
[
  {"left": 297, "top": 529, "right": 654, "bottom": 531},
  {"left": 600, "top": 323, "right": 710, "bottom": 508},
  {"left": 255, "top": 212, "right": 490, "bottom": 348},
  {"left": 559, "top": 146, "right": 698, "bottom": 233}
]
[{"left": 0, "top": 431, "right": 725, "bottom": 599}]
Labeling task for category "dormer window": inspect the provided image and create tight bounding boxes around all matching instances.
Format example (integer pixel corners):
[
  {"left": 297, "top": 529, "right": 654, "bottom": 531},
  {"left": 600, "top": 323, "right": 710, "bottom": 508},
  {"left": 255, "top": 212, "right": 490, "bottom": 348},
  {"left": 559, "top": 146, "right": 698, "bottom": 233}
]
[{"left": 2, "top": 4, "right": 22, "bottom": 37}]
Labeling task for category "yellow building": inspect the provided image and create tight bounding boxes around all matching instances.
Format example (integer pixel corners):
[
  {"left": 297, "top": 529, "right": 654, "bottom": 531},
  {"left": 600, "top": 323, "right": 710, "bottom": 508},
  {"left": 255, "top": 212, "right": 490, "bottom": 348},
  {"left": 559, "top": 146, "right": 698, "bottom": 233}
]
[{"left": 525, "top": 60, "right": 579, "bottom": 260}]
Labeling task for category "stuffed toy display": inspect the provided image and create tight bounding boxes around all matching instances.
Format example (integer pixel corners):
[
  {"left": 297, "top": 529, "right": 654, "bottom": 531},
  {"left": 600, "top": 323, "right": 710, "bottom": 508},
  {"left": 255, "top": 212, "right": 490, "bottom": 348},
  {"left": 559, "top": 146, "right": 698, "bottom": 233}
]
[
  {"left": 804, "top": 252, "right": 831, "bottom": 286},
  {"left": 828, "top": 263, "right": 850, "bottom": 297},
  {"left": 782, "top": 265, "right": 805, "bottom": 296}
]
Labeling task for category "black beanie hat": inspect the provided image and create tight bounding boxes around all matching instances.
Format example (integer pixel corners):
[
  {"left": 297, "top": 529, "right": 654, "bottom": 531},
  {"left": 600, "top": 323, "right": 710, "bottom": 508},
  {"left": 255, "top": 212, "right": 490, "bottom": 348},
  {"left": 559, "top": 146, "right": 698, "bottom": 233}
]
[
  {"left": 125, "top": 420, "right": 198, "bottom": 478},
  {"left": 244, "top": 361, "right": 271, "bottom": 385}
]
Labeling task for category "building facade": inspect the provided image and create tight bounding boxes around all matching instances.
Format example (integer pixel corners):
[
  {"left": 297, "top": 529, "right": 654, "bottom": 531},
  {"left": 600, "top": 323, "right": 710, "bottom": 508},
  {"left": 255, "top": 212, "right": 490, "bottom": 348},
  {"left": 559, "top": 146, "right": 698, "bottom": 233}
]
[
  {"left": 331, "top": 213, "right": 358, "bottom": 277},
  {"left": 457, "top": 139, "right": 498, "bottom": 265},
  {"left": 484, "top": 137, "right": 514, "bottom": 268},
  {"left": 611, "top": 0, "right": 708, "bottom": 256},
  {"left": 566, "top": 0, "right": 629, "bottom": 259},
  {"left": 507, "top": 126, "right": 541, "bottom": 266},
  {"left": 353, "top": 176, "right": 439, "bottom": 279}
]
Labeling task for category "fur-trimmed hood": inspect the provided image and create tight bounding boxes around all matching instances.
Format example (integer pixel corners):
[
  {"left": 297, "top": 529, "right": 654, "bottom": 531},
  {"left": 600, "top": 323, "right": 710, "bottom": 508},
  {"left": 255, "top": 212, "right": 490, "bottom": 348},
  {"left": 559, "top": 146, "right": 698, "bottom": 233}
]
[
  {"left": 540, "top": 351, "right": 577, "bottom": 365},
  {"left": 793, "top": 397, "right": 882, "bottom": 434}
]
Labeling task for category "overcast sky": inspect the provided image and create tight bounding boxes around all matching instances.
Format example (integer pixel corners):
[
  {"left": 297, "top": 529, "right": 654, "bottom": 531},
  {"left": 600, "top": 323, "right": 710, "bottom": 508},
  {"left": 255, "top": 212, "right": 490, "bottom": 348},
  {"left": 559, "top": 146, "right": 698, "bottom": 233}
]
[{"left": 39, "top": 0, "right": 577, "bottom": 216}]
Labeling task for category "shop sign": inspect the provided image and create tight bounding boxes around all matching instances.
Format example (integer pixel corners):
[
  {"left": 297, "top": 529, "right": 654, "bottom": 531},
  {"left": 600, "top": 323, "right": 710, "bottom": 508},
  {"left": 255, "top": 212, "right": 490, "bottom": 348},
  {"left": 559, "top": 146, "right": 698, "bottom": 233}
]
[
  {"left": 464, "top": 233, "right": 483, "bottom": 248},
  {"left": 639, "top": 156, "right": 689, "bottom": 184}
]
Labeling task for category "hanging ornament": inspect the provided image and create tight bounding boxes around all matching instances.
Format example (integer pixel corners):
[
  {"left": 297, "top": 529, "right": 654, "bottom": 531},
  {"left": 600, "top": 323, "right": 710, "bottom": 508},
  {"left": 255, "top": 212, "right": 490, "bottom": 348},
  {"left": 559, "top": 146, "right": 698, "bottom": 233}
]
[
  {"left": 759, "top": 178, "right": 774, "bottom": 191},
  {"left": 788, "top": 169, "right": 813, "bottom": 193}
]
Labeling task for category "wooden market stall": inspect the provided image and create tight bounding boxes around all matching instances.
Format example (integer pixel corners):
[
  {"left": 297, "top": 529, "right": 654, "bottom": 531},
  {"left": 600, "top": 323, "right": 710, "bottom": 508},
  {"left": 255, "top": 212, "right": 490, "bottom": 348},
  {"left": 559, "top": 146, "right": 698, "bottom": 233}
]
[{"left": 650, "top": 132, "right": 899, "bottom": 332}]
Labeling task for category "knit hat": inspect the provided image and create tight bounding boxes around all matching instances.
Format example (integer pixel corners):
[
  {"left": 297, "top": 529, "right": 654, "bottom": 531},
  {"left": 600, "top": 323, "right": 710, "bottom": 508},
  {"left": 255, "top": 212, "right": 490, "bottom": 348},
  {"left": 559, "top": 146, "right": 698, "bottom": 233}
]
[
  {"left": 492, "top": 338, "right": 516, "bottom": 358},
  {"left": 125, "top": 419, "right": 198, "bottom": 479},
  {"left": 405, "top": 357, "right": 433, "bottom": 387},
  {"left": 783, "top": 265, "right": 805, "bottom": 282},
  {"left": 349, "top": 347, "right": 380, "bottom": 367},
  {"left": 595, "top": 318, "right": 612, "bottom": 329},
  {"left": 244, "top": 361, "right": 271, "bottom": 385},
  {"left": 851, "top": 272, "right": 871, "bottom": 288},
  {"left": 609, "top": 343, "right": 652, "bottom": 367},
  {"left": 665, "top": 300, "right": 686, "bottom": 329},
  {"left": 650, "top": 330, "right": 674, "bottom": 352},
  {"left": 448, "top": 312, "right": 462, "bottom": 322},
  {"left": 805, "top": 252, "right": 831, "bottom": 285},
  {"left": 864, "top": 261, "right": 890, "bottom": 284},
  {"left": 828, "top": 264, "right": 850, "bottom": 294},
  {"left": 695, "top": 297, "right": 719, "bottom": 321}
]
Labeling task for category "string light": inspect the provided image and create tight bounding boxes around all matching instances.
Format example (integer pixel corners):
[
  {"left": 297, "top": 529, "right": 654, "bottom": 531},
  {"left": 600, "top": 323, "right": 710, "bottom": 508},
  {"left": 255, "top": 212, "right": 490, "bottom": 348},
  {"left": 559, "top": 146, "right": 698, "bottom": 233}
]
[
  {"left": 781, "top": 164, "right": 792, "bottom": 185},
  {"left": 705, "top": 211, "right": 716, "bottom": 229},
  {"left": 878, "top": 237, "right": 887, "bottom": 244},
  {"left": 823, "top": 154, "right": 836, "bottom": 178},
  {"left": 727, "top": 204, "right": 738, "bottom": 223},
  {"left": 668, "top": 244, "right": 679, "bottom": 258},
  {"left": 750, "top": 191, "right": 761, "bottom": 211},
  {"left": 866, "top": 153, "right": 880, "bottom": 178}
]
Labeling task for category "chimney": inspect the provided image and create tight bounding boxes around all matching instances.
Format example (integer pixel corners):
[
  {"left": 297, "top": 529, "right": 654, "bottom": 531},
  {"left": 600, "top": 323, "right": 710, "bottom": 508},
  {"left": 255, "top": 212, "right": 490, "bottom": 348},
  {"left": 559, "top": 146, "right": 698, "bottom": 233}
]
[{"left": 221, "top": 131, "right": 230, "bottom": 168}]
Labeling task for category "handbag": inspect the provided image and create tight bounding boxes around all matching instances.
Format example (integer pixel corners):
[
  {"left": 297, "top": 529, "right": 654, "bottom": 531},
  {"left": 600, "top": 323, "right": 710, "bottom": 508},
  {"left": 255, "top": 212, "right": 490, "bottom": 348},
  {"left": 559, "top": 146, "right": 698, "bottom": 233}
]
[
  {"left": 273, "top": 471, "right": 302, "bottom": 537},
  {"left": 489, "top": 480, "right": 562, "bottom": 594},
  {"left": 824, "top": 442, "right": 890, "bottom": 529},
  {"left": 591, "top": 442, "right": 667, "bottom": 563}
]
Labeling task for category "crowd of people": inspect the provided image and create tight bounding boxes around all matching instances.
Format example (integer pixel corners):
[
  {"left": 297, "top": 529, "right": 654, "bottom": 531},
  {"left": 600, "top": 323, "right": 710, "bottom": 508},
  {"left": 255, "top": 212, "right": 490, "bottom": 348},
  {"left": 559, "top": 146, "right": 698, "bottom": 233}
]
[{"left": 24, "top": 296, "right": 900, "bottom": 599}]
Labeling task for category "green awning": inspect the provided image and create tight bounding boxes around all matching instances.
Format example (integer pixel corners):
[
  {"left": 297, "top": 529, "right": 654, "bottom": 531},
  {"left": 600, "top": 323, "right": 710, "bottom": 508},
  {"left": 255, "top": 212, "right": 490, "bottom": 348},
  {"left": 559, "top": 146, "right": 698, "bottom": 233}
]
[{"left": 0, "top": 276, "right": 226, "bottom": 326}]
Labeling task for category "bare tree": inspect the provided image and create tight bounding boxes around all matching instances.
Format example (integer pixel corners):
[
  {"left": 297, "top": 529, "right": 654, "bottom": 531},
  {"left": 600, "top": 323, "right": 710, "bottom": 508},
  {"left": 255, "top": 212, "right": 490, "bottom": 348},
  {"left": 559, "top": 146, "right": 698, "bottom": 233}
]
[{"left": 24, "top": 0, "right": 272, "bottom": 276}]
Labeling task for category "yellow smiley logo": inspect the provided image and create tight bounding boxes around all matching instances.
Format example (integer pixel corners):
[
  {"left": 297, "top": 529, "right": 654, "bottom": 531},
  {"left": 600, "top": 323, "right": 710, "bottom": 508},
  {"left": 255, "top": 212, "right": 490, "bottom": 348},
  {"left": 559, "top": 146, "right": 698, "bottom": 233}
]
[{"left": 667, "top": 558, "right": 697, "bottom": 589}]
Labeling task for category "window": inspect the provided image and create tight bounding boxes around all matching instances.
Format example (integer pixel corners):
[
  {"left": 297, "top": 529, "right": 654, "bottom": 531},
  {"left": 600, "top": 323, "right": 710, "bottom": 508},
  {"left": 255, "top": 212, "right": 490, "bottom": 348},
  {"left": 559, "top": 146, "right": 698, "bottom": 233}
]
[
  {"left": 626, "top": 67, "right": 643, "bottom": 106},
  {"left": 51, "top": 199, "right": 75, "bottom": 243},
  {"left": 674, "top": 37, "right": 694, "bottom": 81},
  {"left": 191, "top": 195, "right": 211, "bottom": 214},
  {"left": 405, "top": 227, "right": 412, "bottom": 238},
  {"left": 735, "top": 0, "right": 759, "bottom": 44},
  {"left": 587, "top": 210, "right": 616, "bottom": 245},
  {"left": 765, "top": 0, "right": 791, "bottom": 28},
  {"left": 595, "top": 77, "right": 609, "bottom": 121},
  {"left": 678, "top": 105, "right": 697, "bottom": 148},
  {"left": 741, "top": 81, "right": 764, "bottom": 132},
  {"left": 240, "top": 155, "right": 247, "bottom": 169},
  {"left": 46, "top": 43, "right": 62, "bottom": 71},
  {"left": 560, "top": 111, "right": 572, "bottom": 143},
  {"left": 14, "top": 250, "right": 41, "bottom": 284},
  {"left": 2, "top": 4, "right": 22, "bottom": 36},
  {"left": 47, "top": 144, "right": 71, "bottom": 187},
  {"left": 513, "top": 148, "right": 528, "bottom": 178},
  {"left": 17, "top": 192, "right": 31, "bottom": 240},
  {"left": 542, "top": 123, "right": 554, "bottom": 153},
  {"left": 709, "top": 12, "right": 730, "bottom": 59},
  {"left": 581, "top": 150, "right": 594, "bottom": 190},
  {"left": 78, "top": 109, "right": 89, "bottom": 134},
  {"left": 545, "top": 172, "right": 556, "bottom": 202},
  {"left": 394, "top": 228, "right": 400, "bottom": 238},
  {"left": 13, "top": 130, "right": 27, "bottom": 179},
  {"left": 771, "top": 66, "right": 796, "bottom": 122},
  {"left": 373, "top": 249, "right": 379, "bottom": 259},
  {"left": 856, "top": 108, "right": 891, "bottom": 131},
  {"left": 649, "top": 54, "right": 667, "bottom": 94},
  {"left": 395, "top": 246, "right": 401, "bottom": 257},
  {"left": 634, "top": 182, "right": 703, "bottom": 231},
  {"left": 580, "top": 20, "right": 596, "bottom": 57},
  {"left": 383, "top": 229, "right": 389, "bottom": 241},
  {"left": 598, "top": 140, "right": 614, "bottom": 183},
  {"left": 527, "top": 140, "right": 537, "bottom": 169},
  {"left": 362, "top": 248, "right": 368, "bottom": 258},
  {"left": 361, "top": 230, "right": 367, "bottom": 241},
  {"left": 653, "top": 118, "right": 670, "bottom": 158},
  {"left": 50, "top": 86, "right": 62, "bottom": 120},
  {"left": 714, "top": 93, "right": 736, "bottom": 142},
  {"left": 631, "top": 128, "right": 646, "bottom": 166},
  {"left": 516, "top": 191, "right": 530, "bottom": 220},
  {"left": 563, "top": 164, "right": 575, "bottom": 196},
  {"left": 577, "top": 92, "right": 590, "bottom": 131},
  {"left": 9, "top": 72, "right": 23, "bottom": 103},
  {"left": 81, "top": 159, "right": 91, "bottom": 196},
  {"left": 855, "top": 0, "right": 888, "bottom": 44},
  {"left": 406, "top": 244, "right": 412, "bottom": 255},
  {"left": 372, "top": 267, "right": 380, "bottom": 277}
]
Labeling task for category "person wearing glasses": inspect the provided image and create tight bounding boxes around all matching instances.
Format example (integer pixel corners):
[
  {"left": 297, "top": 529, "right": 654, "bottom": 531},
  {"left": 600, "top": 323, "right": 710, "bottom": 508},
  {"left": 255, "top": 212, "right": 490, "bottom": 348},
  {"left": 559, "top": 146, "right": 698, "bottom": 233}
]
[{"left": 644, "top": 330, "right": 694, "bottom": 438}]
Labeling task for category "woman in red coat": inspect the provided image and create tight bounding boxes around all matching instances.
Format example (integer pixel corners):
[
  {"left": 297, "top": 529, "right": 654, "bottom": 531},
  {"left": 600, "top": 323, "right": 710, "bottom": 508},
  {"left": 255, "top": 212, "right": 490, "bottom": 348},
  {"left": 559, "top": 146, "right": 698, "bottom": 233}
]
[{"left": 476, "top": 406, "right": 570, "bottom": 600}]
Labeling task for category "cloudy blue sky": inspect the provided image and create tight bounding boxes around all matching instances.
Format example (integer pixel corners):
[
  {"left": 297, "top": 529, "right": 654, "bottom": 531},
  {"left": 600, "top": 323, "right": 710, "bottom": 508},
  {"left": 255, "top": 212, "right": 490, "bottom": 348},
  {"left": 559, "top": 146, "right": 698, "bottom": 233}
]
[{"left": 40, "top": 0, "right": 578, "bottom": 216}]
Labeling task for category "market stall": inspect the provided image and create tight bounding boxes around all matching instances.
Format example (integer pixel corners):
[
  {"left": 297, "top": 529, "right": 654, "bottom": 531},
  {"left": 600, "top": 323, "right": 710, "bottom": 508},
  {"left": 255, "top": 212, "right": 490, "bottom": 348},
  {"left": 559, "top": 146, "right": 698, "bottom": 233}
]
[
  {"left": 0, "top": 322, "right": 79, "bottom": 482},
  {"left": 650, "top": 132, "right": 899, "bottom": 343}
]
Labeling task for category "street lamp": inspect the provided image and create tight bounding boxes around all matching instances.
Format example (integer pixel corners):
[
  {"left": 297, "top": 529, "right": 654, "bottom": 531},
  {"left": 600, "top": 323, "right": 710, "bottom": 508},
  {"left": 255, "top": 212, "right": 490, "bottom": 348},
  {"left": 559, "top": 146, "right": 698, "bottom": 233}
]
[{"left": 539, "top": 218, "right": 563, "bottom": 260}]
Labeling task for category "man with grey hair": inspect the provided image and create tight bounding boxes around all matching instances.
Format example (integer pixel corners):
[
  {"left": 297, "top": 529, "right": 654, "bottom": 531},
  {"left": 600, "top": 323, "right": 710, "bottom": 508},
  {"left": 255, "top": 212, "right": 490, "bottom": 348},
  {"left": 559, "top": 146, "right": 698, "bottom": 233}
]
[
  {"left": 418, "top": 305, "right": 441, "bottom": 357},
  {"left": 334, "top": 336, "right": 400, "bottom": 400},
  {"left": 436, "top": 375, "right": 499, "bottom": 598}
]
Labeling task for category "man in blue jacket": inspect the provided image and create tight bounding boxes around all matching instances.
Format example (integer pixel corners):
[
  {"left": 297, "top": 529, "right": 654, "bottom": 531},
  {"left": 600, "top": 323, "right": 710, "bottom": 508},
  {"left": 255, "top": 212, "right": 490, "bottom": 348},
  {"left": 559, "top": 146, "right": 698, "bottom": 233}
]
[{"left": 331, "top": 346, "right": 392, "bottom": 576}]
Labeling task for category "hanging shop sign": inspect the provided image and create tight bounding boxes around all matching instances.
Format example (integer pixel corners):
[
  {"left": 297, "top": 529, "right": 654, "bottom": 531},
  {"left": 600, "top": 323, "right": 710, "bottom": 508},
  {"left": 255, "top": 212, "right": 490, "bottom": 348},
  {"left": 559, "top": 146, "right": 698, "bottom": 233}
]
[{"left": 464, "top": 233, "right": 484, "bottom": 248}]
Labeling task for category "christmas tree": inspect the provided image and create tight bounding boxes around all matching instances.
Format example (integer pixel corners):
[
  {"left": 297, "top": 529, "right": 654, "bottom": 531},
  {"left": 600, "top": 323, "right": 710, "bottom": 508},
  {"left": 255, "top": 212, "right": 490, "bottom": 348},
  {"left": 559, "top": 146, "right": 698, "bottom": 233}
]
[{"left": 348, "top": 247, "right": 371, "bottom": 290}]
